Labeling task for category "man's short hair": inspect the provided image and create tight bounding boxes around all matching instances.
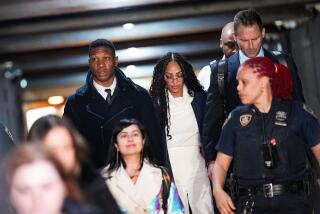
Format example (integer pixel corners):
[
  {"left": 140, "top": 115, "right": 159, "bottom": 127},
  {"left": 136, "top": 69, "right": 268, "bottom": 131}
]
[
  {"left": 234, "top": 8, "right": 263, "bottom": 32},
  {"left": 89, "top": 38, "right": 116, "bottom": 56}
]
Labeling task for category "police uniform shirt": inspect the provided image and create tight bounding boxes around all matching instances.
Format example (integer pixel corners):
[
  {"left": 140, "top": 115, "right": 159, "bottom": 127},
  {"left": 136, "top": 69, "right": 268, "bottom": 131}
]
[{"left": 216, "top": 98, "right": 320, "bottom": 185}]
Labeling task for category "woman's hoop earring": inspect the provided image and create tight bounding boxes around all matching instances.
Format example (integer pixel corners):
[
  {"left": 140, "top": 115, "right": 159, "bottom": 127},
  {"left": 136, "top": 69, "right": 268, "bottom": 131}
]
[
  {"left": 116, "top": 150, "right": 119, "bottom": 166},
  {"left": 140, "top": 146, "right": 145, "bottom": 165}
]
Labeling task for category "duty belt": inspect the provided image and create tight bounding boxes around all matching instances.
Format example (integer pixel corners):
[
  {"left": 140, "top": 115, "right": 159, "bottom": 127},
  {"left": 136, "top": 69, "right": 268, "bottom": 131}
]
[{"left": 237, "top": 181, "right": 305, "bottom": 198}]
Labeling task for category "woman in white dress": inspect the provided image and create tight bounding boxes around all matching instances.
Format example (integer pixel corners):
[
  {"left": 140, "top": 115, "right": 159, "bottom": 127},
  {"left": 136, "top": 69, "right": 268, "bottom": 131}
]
[
  {"left": 102, "top": 118, "right": 184, "bottom": 214},
  {"left": 150, "top": 52, "right": 214, "bottom": 213}
]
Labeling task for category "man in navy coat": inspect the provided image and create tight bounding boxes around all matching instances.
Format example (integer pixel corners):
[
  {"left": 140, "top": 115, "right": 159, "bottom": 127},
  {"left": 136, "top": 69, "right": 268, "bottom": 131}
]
[
  {"left": 64, "top": 39, "right": 169, "bottom": 169},
  {"left": 203, "top": 9, "right": 305, "bottom": 178}
]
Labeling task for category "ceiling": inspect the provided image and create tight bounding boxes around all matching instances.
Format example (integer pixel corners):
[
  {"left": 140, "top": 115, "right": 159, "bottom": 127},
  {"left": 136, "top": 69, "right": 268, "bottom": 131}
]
[{"left": 0, "top": 0, "right": 319, "bottom": 102}]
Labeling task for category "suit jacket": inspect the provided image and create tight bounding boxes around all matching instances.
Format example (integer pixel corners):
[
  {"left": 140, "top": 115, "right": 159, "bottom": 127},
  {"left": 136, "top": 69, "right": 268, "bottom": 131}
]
[{"left": 202, "top": 49, "right": 305, "bottom": 162}]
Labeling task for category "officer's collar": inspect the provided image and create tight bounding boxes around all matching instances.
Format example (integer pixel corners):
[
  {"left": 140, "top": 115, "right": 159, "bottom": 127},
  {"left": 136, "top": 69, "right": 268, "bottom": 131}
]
[{"left": 250, "top": 98, "right": 280, "bottom": 115}]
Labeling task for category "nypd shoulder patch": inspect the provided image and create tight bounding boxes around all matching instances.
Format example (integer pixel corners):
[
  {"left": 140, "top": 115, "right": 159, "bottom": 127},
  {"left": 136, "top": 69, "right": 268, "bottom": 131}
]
[{"left": 239, "top": 114, "right": 252, "bottom": 127}]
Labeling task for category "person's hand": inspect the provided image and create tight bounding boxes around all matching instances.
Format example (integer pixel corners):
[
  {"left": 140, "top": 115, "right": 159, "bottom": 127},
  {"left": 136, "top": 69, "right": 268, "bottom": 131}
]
[
  {"left": 213, "top": 188, "right": 235, "bottom": 214},
  {"left": 207, "top": 161, "right": 215, "bottom": 180}
]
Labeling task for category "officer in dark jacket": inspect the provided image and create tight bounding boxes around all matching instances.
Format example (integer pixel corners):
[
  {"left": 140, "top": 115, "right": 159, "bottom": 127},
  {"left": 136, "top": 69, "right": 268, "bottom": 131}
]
[
  {"left": 203, "top": 9, "right": 305, "bottom": 178},
  {"left": 212, "top": 57, "right": 320, "bottom": 214},
  {"left": 63, "top": 39, "right": 168, "bottom": 169}
]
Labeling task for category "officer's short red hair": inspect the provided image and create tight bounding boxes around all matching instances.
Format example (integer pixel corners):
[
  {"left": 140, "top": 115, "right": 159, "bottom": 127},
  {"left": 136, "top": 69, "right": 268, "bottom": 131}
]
[{"left": 241, "top": 56, "right": 293, "bottom": 100}]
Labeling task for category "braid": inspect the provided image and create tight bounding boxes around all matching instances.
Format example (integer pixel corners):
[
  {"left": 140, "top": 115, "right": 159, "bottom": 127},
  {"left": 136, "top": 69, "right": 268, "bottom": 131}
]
[
  {"left": 150, "top": 54, "right": 172, "bottom": 139},
  {"left": 242, "top": 57, "right": 293, "bottom": 100},
  {"left": 149, "top": 52, "right": 204, "bottom": 139}
]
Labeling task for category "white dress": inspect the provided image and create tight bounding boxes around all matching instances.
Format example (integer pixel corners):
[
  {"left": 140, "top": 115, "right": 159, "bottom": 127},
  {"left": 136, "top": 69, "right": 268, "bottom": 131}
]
[{"left": 167, "top": 86, "right": 214, "bottom": 214}]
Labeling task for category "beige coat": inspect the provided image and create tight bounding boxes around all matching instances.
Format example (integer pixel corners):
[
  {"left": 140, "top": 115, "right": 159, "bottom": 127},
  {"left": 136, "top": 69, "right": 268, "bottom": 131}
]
[{"left": 102, "top": 162, "right": 164, "bottom": 214}]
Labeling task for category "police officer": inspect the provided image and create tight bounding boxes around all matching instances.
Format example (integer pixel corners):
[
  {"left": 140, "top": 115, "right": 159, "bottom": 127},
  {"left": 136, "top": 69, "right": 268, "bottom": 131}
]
[{"left": 212, "top": 57, "right": 320, "bottom": 214}]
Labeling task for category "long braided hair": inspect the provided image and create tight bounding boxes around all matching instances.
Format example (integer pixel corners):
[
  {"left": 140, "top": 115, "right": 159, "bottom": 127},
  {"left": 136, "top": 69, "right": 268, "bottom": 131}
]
[{"left": 149, "top": 52, "right": 204, "bottom": 139}]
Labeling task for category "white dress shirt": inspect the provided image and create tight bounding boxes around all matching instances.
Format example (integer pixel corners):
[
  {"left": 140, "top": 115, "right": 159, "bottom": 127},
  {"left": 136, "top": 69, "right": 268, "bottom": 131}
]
[
  {"left": 93, "top": 78, "right": 117, "bottom": 100},
  {"left": 239, "top": 47, "right": 264, "bottom": 65}
]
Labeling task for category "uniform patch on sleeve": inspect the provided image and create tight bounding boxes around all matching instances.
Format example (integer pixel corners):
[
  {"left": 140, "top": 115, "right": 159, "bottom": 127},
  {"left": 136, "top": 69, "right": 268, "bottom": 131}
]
[
  {"left": 303, "top": 104, "right": 317, "bottom": 118},
  {"left": 222, "top": 113, "right": 232, "bottom": 129},
  {"left": 239, "top": 114, "right": 252, "bottom": 127}
]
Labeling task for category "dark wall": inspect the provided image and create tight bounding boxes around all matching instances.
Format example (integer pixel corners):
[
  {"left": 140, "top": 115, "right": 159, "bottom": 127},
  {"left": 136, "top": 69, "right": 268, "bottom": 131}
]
[
  {"left": 0, "top": 68, "right": 23, "bottom": 143},
  {"left": 290, "top": 14, "right": 320, "bottom": 117}
]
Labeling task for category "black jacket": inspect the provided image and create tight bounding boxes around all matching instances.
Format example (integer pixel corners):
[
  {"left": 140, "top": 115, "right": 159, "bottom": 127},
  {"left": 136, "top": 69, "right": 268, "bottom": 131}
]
[
  {"left": 202, "top": 49, "right": 305, "bottom": 163},
  {"left": 63, "top": 68, "right": 168, "bottom": 168}
]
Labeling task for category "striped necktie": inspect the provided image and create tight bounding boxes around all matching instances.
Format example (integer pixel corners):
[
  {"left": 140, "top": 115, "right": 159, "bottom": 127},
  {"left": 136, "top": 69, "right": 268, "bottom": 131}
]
[{"left": 105, "top": 89, "right": 112, "bottom": 104}]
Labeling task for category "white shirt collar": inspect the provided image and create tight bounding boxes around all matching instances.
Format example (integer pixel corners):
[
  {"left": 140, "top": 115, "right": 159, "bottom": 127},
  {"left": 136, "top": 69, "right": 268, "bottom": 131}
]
[
  {"left": 93, "top": 78, "right": 117, "bottom": 100},
  {"left": 239, "top": 47, "right": 264, "bottom": 65}
]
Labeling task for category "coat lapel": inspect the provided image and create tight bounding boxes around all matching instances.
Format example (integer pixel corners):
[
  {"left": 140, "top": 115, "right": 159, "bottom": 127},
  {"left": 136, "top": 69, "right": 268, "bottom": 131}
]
[
  {"left": 191, "top": 92, "right": 206, "bottom": 135},
  {"left": 134, "top": 162, "right": 162, "bottom": 206},
  {"left": 228, "top": 52, "right": 242, "bottom": 109},
  {"left": 106, "top": 166, "right": 144, "bottom": 213},
  {"left": 104, "top": 163, "right": 162, "bottom": 213}
]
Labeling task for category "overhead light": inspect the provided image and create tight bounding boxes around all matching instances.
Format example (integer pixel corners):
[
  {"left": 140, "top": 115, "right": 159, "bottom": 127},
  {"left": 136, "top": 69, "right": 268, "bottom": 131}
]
[
  {"left": 48, "top": 96, "right": 64, "bottom": 105},
  {"left": 315, "top": 3, "right": 320, "bottom": 12},
  {"left": 126, "top": 65, "right": 136, "bottom": 72},
  {"left": 20, "top": 79, "right": 28, "bottom": 88},
  {"left": 123, "top": 23, "right": 135, "bottom": 30},
  {"left": 127, "top": 47, "right": 137, "bottom": 52},
  {"left": 274, "top": 20, "right": 283, "bottom": 27},
  {"left": 125, "top": 65, "right": 137, "bottom": 77},
  {"left": 283, "top": 20, "right": 297, "bottom": 29},
  {"left": 274, "top": 20, "right": 297, "bottom": 29}
]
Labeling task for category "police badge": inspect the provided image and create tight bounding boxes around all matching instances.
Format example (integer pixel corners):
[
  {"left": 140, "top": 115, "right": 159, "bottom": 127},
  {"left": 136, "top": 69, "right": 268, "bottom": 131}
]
[{"left": 239, "top": 114, "right": 252, "bottom": 127}]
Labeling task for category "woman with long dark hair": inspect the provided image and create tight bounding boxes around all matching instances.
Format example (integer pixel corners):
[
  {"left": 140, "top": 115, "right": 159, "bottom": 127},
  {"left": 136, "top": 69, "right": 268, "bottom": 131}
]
[
  {"left": 27, "top": 115, "right": 120, "bottom": 214},
  {"left": 149, "top": 52, "right": 214, "bottom": 213},
  {"left": 3, "top": 144, "right": 97, "bottom": 214},
  {"left": 102, "top": 118, "right": 184, "bottom": 213},
  {"left": 213, "top": 57, "right": 320, "bottom": 214}
]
